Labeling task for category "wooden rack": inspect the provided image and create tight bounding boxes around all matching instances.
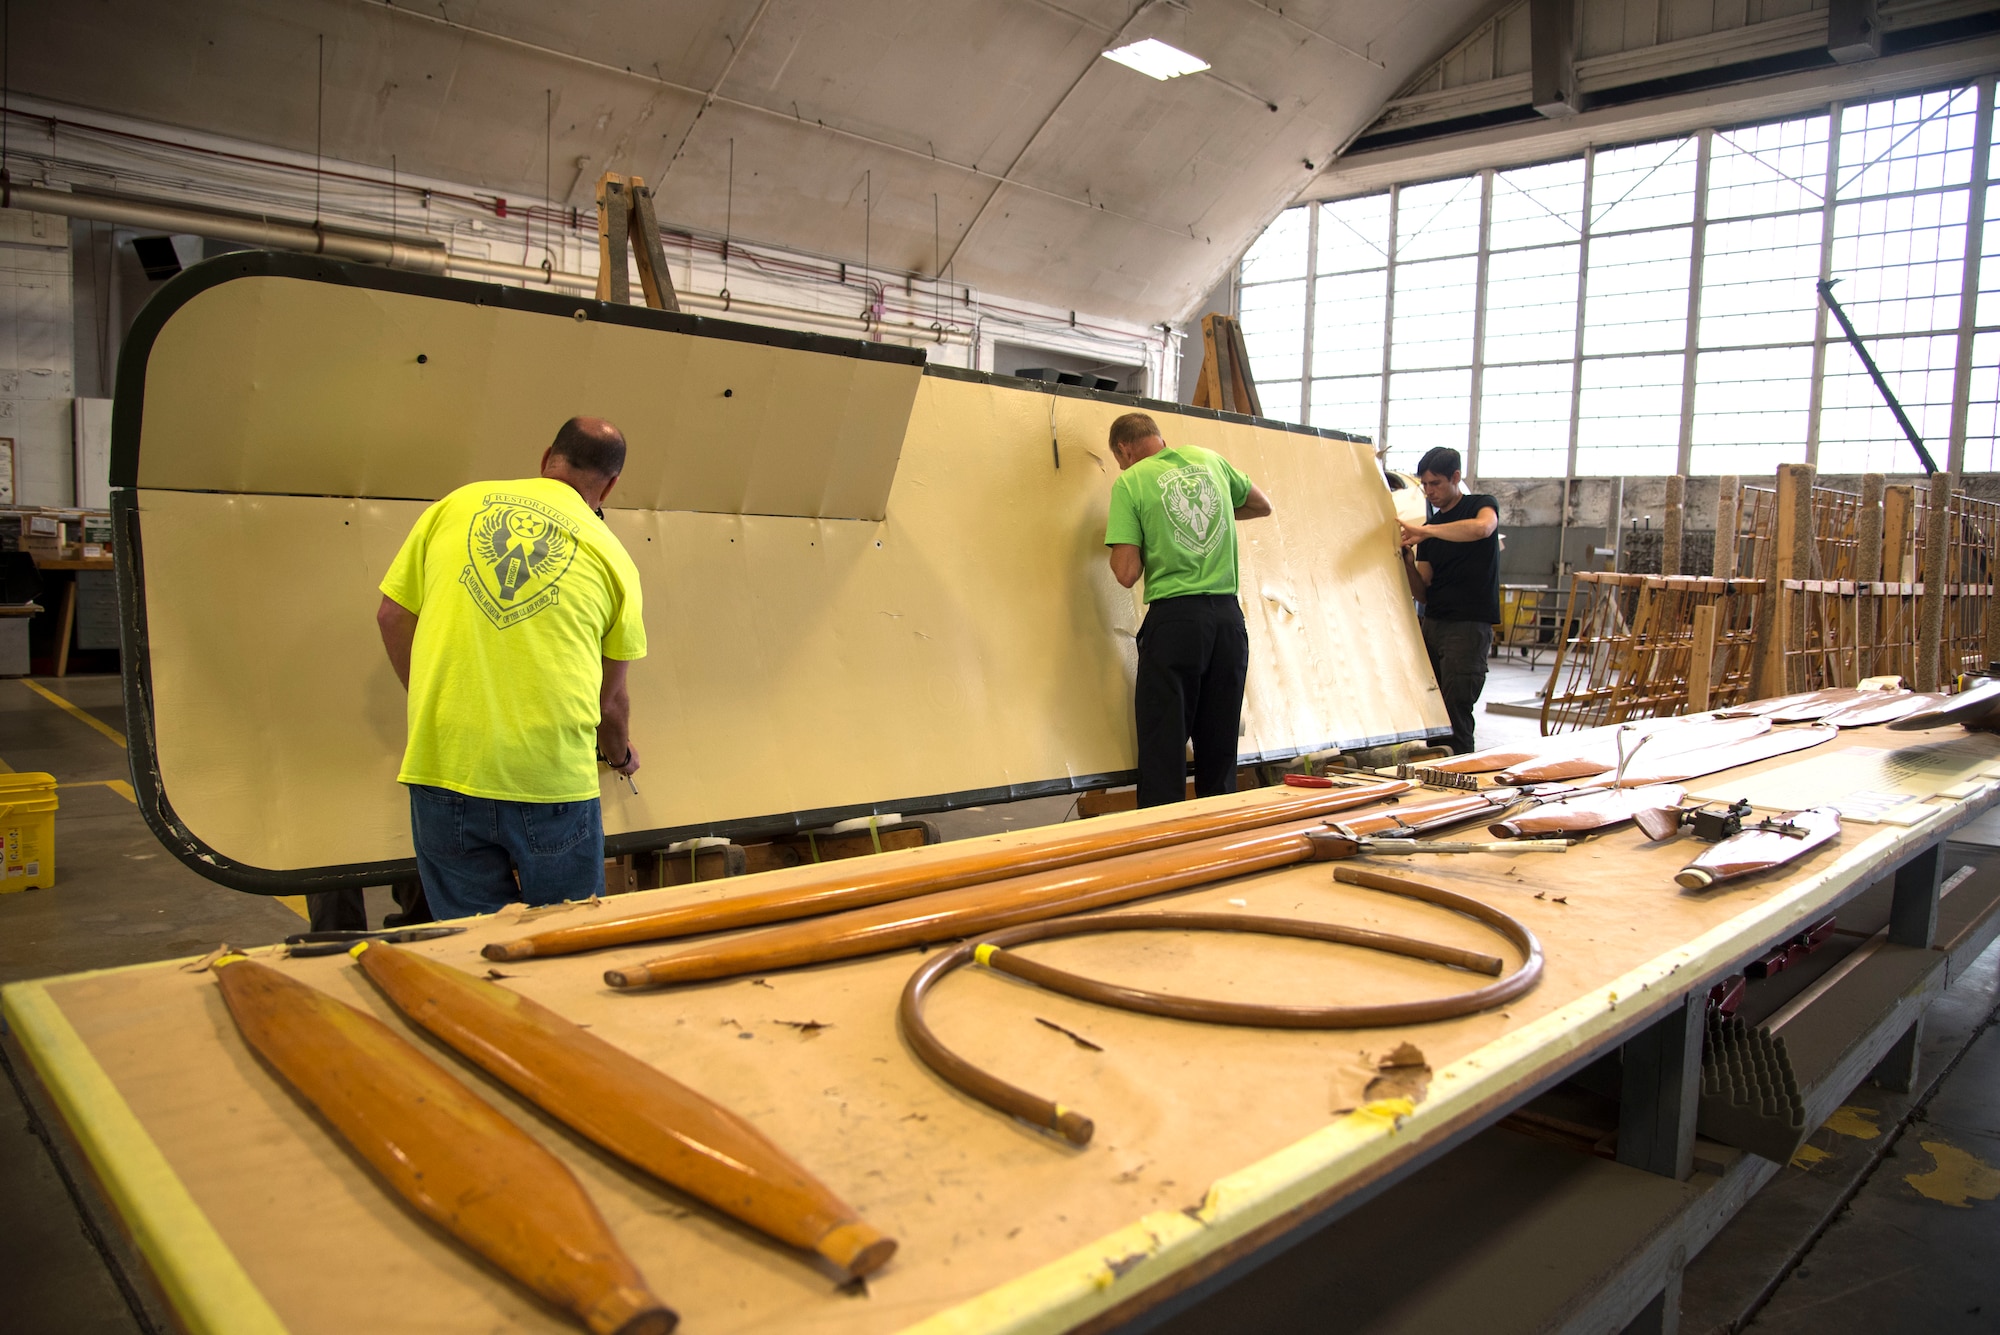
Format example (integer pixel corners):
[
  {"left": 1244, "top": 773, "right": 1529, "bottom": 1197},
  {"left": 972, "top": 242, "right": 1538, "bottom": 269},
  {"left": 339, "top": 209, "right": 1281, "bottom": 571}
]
[
  {"left": 1540, "top": 573, "right": 1762, "bottom": 732},
  {"left": 1549, "top": 465, "right": 2000, "bottom": 723}
]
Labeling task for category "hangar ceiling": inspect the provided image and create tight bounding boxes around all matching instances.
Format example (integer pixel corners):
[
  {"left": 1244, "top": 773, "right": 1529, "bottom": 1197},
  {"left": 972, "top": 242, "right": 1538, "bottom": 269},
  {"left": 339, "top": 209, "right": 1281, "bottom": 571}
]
[{"left": 17, "top": 0, "right": 1495, "bottom": 325}]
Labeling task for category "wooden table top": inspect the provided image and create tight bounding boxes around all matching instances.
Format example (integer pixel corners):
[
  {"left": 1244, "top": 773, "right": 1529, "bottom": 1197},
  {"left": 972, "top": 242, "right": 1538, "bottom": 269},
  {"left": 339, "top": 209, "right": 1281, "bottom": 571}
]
[{"left": 6, "top": 722, "right": 2000, "bottom": 1335}]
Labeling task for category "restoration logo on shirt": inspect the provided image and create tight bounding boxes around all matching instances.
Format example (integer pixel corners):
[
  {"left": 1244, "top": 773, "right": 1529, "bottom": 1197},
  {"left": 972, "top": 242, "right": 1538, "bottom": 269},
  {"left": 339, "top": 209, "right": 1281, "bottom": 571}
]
[
  {"left": 1159, "top": 464, "right": 1226, "bottom": 556},
  {"left": 461, "top": 492, "right": 579, "bottom": 629}
]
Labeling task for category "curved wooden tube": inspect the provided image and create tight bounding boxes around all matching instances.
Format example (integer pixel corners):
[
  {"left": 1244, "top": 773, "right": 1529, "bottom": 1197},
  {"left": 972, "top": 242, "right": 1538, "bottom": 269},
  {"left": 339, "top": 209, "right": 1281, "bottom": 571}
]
[
  {"left": 211, "top": 956, "right": 676, "bottom": 1335},
  {"left": 897, "top": 879, "right": 1542, "bottom": 1144},
  {"left": 606, "top": 815, "right": 1363, "bottom": 991},
  {"left": 352, "top": 942, "right": 896, "bottom": 1277},
  {"left": 488, "top": 781, "right": 1409, "bottom": 962}
]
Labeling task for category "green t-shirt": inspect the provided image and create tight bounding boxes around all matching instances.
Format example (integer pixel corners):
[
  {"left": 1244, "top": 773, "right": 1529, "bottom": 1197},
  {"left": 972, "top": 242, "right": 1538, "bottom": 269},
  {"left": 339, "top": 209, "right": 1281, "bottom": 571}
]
[
  {"left": 1103, "top": 445, "right": 1254, "bottom": 601},
  {"left": 380, "top": 477, "right": 647, "bottom": 803}
]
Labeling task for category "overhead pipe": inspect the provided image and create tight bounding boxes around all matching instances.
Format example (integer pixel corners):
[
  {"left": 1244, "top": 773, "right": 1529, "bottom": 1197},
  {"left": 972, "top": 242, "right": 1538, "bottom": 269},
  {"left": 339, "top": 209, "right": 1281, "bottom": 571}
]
[
  {"left": 2, "top": 181, "right": 450, "bottom": 272},
  {"left": 444, "top": 252, "right": 972, "bottom": 345},
  {"left": 2, "top": 180, "right": 970, "bottom": 346}
]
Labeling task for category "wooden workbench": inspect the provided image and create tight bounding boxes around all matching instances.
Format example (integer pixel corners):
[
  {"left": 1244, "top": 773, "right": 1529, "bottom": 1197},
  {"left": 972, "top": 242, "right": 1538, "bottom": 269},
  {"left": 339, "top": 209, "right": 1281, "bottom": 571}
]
[
  {"left": 9, "top": 723, "right": 2000, "bottom": 1335},
  {"left": 29, "top": 553, "right": 115, "bottom": 676}
]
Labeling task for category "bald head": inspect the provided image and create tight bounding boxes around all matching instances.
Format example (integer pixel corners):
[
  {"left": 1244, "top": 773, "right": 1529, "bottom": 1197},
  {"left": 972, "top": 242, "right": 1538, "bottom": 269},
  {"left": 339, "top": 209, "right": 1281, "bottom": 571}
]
[{"left": 541, "top": 417, "right": 627, "bottom": 508}]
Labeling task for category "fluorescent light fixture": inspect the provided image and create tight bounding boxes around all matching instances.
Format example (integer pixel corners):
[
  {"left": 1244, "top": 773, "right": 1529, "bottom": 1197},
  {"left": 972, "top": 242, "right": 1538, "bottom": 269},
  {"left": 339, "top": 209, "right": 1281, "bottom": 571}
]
[{"left": 1102, "top": 37, "right": 1211, "bottom": 81}]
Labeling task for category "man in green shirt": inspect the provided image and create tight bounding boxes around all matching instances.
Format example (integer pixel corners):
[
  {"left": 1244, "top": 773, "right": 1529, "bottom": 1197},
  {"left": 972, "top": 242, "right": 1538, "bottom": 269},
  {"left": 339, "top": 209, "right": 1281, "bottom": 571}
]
[
  {"left": 376, "top": 417, "right": 647, "bottom": 918},
  {"left": 1104, "top": 412, "right": 1273, "bottom": 806}
]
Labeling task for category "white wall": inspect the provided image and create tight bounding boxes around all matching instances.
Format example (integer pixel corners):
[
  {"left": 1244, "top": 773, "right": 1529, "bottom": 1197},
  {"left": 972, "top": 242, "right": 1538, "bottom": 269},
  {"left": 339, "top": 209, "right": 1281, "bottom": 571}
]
[{"left": 0, "top": 208, "right": 74, "bottom": 506}]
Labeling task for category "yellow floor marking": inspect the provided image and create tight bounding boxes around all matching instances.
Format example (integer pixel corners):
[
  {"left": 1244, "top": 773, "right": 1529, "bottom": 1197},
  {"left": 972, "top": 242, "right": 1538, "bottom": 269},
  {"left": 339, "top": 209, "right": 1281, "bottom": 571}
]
[
  {"left": 1905, "top": 1139, "right": 2000, "bottom": 1208},
  {"left": 20, "top": 679, "right": 127, "bottom": 748},
  {"left": 55, "top": 780, "right": 137, "bottom": 804},
  {"left": 276, "top": 896, "right": 310, "bottom": 921},
  {"left": 0, "top": 753, "right": 12, "bottom": 772},
  {"left": 1790, "top": 1143, "right": 1831, "bottom": 1169},
  {"left": 1824, "top": 1105, "right": 1881, "bottom": 1140}
]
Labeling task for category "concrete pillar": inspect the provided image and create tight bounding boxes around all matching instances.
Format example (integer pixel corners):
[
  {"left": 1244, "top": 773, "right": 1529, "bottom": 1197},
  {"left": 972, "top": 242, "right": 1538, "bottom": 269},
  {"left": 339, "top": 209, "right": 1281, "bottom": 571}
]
[
  {"left": 0, "top": 206, "right": 76, "bottom": 505},
  {"left": 1918, "top": 472, "right": 1954, "bottom": 691},
  {"left": 1662, "top": 474, "right": 1686, "bottom": 576},
  {"left": 1713, "top": 475, "right": 1740, "bottom": 579}
]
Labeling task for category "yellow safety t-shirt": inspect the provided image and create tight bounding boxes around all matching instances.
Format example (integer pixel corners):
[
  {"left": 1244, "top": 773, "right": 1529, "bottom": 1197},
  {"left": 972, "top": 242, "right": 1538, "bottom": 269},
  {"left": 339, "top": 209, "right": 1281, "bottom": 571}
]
[{"left": 380, "top": 477, "right": 647, "bottom": 803}]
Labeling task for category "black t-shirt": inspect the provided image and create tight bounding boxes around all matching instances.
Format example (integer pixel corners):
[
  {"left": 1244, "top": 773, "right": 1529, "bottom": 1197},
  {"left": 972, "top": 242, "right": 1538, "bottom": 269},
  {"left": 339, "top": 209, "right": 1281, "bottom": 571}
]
[{"left": 1416, "top": 492, "right": 1501, "bottom": 624}]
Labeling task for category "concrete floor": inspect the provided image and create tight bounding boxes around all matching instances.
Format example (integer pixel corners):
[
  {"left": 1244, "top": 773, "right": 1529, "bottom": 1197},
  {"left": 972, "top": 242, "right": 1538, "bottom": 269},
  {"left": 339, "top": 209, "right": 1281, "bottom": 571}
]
[{"left": 2, "top": 666, "right": 1995, "bottom": 1333}]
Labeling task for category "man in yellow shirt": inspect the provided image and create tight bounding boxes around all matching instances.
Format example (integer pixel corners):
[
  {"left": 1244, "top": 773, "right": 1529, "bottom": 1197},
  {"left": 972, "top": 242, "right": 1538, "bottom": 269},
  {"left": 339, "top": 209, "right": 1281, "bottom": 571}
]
[{"left": 376, "top": 417, "right": 647, "bottom": 918}]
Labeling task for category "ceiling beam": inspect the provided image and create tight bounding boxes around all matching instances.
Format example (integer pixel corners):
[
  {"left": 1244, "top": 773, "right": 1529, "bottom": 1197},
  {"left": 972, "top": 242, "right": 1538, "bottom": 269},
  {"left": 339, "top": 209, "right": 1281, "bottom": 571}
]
[{"left": 349, "top": 0, "right": 1190, "bottom": 237}]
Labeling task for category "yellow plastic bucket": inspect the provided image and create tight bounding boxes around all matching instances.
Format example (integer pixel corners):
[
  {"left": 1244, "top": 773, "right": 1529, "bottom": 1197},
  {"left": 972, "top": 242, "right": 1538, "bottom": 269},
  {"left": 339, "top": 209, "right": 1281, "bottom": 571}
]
[{"left": 0, "top": 772, "right": 57, "bottom": 892}]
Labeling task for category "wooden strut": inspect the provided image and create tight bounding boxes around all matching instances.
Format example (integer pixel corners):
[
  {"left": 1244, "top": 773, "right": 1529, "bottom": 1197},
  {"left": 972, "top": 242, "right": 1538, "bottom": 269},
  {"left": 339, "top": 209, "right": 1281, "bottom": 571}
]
[
  {"left": 351, "top": 942, "right": 896, "bottom": 1278},
  {"left": 896, "top": 869, "right": 1544, "bottom": 1146},
  {"left": 596, "top": 171, "right": 681, "bottom": 312},
  {"left": 1189, "top": 313, "right": 1264, "bottom": 416},
  {"left": 487, "top": 780, "right": 1411, "bottom": 962},
  {"left": 210, "top": 956, "right": 677, "bottom": 1335},
  {"left": 601, "top": 800, "right": 1409, "bottom": 992}
]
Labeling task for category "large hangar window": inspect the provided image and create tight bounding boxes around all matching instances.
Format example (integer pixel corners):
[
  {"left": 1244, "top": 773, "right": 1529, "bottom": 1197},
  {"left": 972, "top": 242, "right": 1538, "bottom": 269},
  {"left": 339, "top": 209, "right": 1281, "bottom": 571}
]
[{"left": 1236, "top": 79, "right": 2000, "bottom": 477}]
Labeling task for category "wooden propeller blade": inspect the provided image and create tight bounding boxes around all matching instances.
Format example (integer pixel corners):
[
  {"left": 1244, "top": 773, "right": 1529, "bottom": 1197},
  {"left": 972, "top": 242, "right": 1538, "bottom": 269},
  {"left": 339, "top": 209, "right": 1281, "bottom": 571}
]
[
  {"left": 1885, "top": 677, "right": 2000, "bottom": 731},
  {"left": 487, "top": 781, "right": 1409, "bottom": 961},
  {"left": 1491, "top": 785, "right": 1686, "bottom": 838},
  {"left": 353, "top": 942, "right": 895, "bottom": 1277},
  {"left": 211, "top": 956, "right": 675, "bottom": 1335},
  {"left": 605, "top": 815, "right": 1351, "bottom": 991},
  {"left": 1820, "top": 691, "right": 1943, "bottom": 727},
  {"left": 1496, "top": 718, "right": 1773, "bottom": 786},
  {"left": 1676, "top": 808, "right": 1841, "bottom": 890}
]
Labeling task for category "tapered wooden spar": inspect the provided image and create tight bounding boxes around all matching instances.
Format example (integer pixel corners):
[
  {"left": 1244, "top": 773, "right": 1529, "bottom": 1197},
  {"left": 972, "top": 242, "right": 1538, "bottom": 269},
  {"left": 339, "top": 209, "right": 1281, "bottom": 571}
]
[
  {"left": 1491, "top": 785, "right": 1685, "bottom": 838},
  {"left": 1322, "top": 790, "right": 1512, "bottom": 839},
  {"left": 605, "top": 816, "right": 1357, "bottom": 991},
  {"left": 489, "top": 779, "right": 1408, "bottom": 961},
  {"left": 1821, "top": 691, "right": 1943, "bottom": 727},
  {"left": 211, "top": 956, "right": 675, "bottom": 1335},
  {"left": 1495, "top": 717, "right": 1772, "bottom": 785},
  {"left": 1676, "top": 807, "right": 1841, "bottom": 890},
  {"left": 352, "top": 942, "right": 895, "bottom": 1277}
]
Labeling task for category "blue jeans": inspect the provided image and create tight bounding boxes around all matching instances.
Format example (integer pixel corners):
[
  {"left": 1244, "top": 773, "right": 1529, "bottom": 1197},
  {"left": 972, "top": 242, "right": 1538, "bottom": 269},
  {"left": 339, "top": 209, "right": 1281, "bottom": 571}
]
[{"left": 407, "top": 784, "right": 604, "bottom": 920}]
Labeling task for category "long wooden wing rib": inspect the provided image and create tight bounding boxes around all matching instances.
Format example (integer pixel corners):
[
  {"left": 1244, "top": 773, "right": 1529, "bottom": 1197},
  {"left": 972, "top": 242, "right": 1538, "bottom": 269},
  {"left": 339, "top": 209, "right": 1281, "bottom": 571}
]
[
  {"left": 603, "top": 818, "right": 1340, "bottom": 991},
  {"left": 353, "top": 943, "right": 895, "bottom": 1277},
  {"left": 487, "top": 781, "right": 1408, "bottom": 961},
  {"left": 211, "top": 956, "right": 675, "bottom": 1335}
]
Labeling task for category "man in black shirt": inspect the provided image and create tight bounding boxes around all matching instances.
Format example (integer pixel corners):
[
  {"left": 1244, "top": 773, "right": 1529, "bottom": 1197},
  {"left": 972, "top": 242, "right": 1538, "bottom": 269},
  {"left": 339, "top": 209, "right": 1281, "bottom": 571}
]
[{"left": 1397, "top": 447, "right": 1500, "bottom": 755}]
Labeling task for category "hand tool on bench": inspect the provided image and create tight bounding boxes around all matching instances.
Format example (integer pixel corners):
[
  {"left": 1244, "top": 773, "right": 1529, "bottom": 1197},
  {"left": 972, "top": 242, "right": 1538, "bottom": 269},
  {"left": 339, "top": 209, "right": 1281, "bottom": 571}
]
[{"left": 284, "top": 925, "right": 466, "bottom": 957}]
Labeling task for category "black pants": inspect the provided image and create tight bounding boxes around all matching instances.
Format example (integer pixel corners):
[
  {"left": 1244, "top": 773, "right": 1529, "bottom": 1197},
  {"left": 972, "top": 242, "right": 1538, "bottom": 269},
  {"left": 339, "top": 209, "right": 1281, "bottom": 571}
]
[
  {"left": 1422, "top": 617, "right": 1492, "bottom": 755},
  {"left": 305, "top": 878, "right": 433, "bottom": 933},
  {"left": 1134, "top": 594, "right": 1249, "bottom": 807}
]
